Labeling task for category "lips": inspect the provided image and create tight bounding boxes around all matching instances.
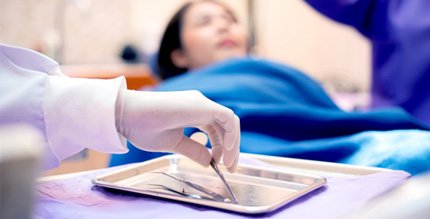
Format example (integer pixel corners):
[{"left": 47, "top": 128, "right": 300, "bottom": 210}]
[{"left": 217, "top": 39, "right": 238, "bottom": 48}]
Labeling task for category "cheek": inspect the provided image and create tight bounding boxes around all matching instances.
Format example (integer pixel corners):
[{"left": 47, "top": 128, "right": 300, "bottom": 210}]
[
  {"left": 181, "top": 29, "right": 216, "bottom": 68},
  {"left": 182, "top": 28, "right": 212, "bottom": 53},
  {"left": 232, "top": 28, "right": 248, "bottom": 48},
  {"left": 182, "top": 29, "right": 216, "bottom": 61}
]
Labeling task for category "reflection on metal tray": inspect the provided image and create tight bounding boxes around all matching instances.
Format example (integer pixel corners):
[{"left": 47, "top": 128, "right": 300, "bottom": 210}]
[
  {"left": 241, "top": 153, "right": 391, "bottom": 177},
  {"left": 93, "top": 155, "right": 326, "bottom": 214}
]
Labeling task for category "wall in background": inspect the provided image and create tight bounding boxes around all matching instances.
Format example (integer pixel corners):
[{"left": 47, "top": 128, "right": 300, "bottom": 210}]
[
  {"left": 254, "top": 0, "right": 371, "bottom": 91},
  {"left": 0, "top": 0, "right": 134, "bottom": 64},
  {"left": 0, "top": 0, "right": 246, "bottom": 64},
  {"left": 0, "top": 0, "right": 369, "bottom": 90}
]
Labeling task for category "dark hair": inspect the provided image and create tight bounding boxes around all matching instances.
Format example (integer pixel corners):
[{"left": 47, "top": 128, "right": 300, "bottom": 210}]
[
  {"left": 157, "top": 2, "right": 193, "bottom": 80},
  {"left": 157, "top": 0, "right": 236, "bottom": 80}
]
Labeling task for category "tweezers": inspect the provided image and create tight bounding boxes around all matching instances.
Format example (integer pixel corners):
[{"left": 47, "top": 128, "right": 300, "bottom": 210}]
[
  {"left": 152, "top": 172, "right": 228, "bottom": 202},
  {"left": 148, "top": 183, "right": 220, "bottom": 202},
  {"left": 210, "top": 159, "right": 238, "bottom": 204}
]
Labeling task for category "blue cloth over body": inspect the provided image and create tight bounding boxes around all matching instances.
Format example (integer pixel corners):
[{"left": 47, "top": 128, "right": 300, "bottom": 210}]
[
  {"left": 110, "top": 58, "right": 430, "bottom": 175},
  {"left": 305, "top": 0, "right": 430, "bottom": 125}
]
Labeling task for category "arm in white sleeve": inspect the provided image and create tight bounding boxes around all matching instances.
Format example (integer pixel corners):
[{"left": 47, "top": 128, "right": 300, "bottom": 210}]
[
  {"left": 1, "top": 44, "right": 241, "bottom": 172},
  {"left": 0, "top": 44, "right": 127, "bottom": 170},
  {"left": 44, "top": 74, "right": 128, "bottom": 163}
]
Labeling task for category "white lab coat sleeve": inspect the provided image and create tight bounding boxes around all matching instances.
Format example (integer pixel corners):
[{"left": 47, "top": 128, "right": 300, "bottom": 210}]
[
  {"left": 0, "top": 44, "right": 127, "bottom": 170},
  {"left": 44, "top": 73, "right": 128, "bottom": 163}
]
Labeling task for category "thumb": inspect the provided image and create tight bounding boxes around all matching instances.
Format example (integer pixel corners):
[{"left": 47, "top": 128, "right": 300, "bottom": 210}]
[{"left": 171, "top": 135, "right": 212, "bottom": 167}]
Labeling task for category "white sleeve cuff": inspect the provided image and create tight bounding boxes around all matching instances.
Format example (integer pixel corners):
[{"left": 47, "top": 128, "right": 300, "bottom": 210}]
[{"left": 44, "top": 76, "right": 128, "bottom": 161}]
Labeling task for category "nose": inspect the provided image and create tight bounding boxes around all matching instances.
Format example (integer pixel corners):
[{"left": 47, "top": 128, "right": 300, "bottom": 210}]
[{"left": 215, "top": 17, "right": 230, "bottom": 33}]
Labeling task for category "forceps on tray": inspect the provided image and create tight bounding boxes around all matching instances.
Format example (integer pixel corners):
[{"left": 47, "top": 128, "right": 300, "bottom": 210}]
[
  {"left": 149, "top": 159, "right": 238, "bottom": 204},
  {"left": 210, "top": 159, "right": 238, "bottom": 203}
]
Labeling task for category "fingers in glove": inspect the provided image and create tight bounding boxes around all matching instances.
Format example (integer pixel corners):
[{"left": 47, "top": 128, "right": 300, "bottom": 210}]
[
  {"left": 199, "top": 122, "right": 224, "bottom": 163},
  {"left": 223, "top": 115, "right": 240, "bottom": 172},
  {"left": 226, "top": 152, "right": 239, "bottom": 173},
  {"left": 213, "top": 108, "right": 238, "bottom": 152},
  {"left": 171, "top": 135, "right": 212, "bottom": 167}
]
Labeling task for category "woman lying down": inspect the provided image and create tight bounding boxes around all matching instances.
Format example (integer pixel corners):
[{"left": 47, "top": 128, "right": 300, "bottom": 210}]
[{"left": 111, "top": 0, "right": 430, "bottom": 175}]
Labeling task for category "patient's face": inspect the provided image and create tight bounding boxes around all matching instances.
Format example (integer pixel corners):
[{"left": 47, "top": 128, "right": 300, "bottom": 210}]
[{"left": 177, "top": 1, "right": 247, "bottom": 69}]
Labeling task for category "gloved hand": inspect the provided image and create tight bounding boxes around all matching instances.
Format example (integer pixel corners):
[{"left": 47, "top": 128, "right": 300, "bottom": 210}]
[{"left": 115, "top": 89, "right": 240, "bottom": 172}]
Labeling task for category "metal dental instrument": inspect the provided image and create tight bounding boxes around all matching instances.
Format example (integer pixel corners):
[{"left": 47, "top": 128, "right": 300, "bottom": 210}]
[
  {"left": 210, "top": 159, "right": 238, "bottom": 204},
  {"left": 148, "top": 183, "right": 218, "bottom": 201},
  {"left": 151, "top": 172, "right": 228, "bottom": 202}
]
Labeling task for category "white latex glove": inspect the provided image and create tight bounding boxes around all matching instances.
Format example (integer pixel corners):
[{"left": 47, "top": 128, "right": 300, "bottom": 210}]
[{"left": 115, "top": 89, "right": 240, "bottom": 172}]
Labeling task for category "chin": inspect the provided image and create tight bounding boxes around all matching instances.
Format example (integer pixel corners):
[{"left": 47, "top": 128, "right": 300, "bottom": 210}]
[{"left": 216, "top": 52, "right": 246, "bottom": 62}]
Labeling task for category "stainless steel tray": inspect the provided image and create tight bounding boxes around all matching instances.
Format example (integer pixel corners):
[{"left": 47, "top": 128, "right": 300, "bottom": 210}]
[{"left": 93, "top": 154, "right": 326, "bottom": 214}]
